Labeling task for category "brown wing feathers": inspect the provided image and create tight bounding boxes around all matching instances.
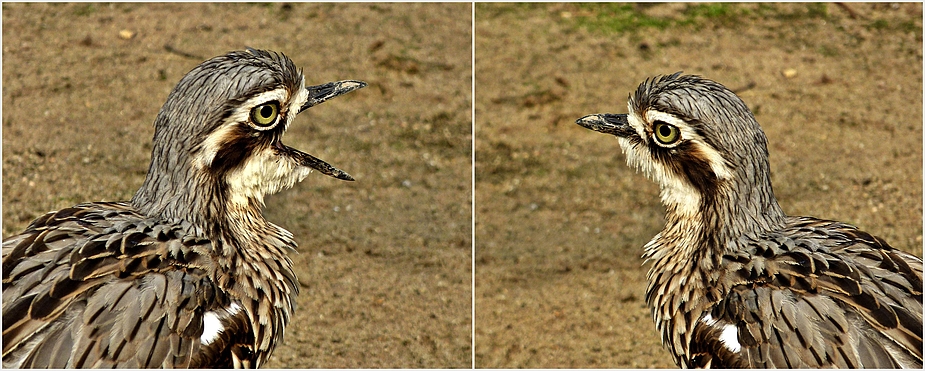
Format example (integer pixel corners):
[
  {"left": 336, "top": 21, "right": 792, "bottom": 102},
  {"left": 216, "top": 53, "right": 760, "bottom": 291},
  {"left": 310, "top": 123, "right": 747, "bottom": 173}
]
[
  {"left": 1, "top": 202, "right": 240, "bottom": 368},
  {"left": 700, "top": 218, "right": 923, "bottom": 368}
]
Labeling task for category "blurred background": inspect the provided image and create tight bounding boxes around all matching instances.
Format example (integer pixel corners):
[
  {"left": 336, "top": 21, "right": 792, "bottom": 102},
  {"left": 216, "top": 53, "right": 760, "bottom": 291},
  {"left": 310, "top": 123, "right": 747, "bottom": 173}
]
[
  {"left": 474, "top": 3, "right": 922, "bottom": 368},
  {"left": 2, "top": 3, "right": 471, "bottom": 368}
]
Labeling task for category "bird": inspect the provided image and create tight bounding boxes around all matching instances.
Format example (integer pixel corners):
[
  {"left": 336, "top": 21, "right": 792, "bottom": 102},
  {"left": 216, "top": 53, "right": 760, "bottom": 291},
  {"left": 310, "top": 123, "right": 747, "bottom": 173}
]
[
  {"left": 576, "top": 73, "right": 922, "bottom": 368},
  {"left": 2, "top": 48, "right": 366, "bottom": 368}
]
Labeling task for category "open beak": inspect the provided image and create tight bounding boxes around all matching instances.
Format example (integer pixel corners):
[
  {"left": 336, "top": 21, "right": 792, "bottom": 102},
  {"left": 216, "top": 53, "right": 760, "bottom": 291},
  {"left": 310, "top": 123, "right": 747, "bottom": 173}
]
[
  {"left": 575, "top": 113, "right": 634, "bottom": 138},
  {"left": 292, "top": 79, "right": 367, "bottom": 181}
]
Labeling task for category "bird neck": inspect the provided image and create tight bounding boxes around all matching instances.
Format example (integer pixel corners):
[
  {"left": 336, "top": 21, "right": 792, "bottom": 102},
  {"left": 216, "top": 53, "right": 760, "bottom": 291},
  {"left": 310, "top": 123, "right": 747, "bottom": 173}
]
[
  {"left": 655, "top": 157, "right": 787, "bottom": 258},
  {"left": 644, "top": 169, "right": 786, "bottom": 363},
  {"left": 132, "top": 170, "right": 297, "bottom": 277},
  {"left": 131, "top": 155, "right": 266, "bottom": 236},
  {"left": 132, "top": 160, "right": 299, "bottom": 357}
]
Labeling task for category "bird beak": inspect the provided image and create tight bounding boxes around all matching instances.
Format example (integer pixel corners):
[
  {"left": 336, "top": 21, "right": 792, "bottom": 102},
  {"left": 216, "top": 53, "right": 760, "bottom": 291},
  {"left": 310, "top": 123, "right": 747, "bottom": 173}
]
[
  {"left": 300, "top": 80, "right": 367, "bottom": 112},
  {"left": 288, "top": 80, "right": 366, "bottom": 182},
  {"left": 283, "top": 144, "right": 356, "bottom": 181},
  {"left": 274, "top": 140, "right": 355, "bottom": 181},
  {"left": 575, "top": 113, "right": 634, "bottom": 138}
]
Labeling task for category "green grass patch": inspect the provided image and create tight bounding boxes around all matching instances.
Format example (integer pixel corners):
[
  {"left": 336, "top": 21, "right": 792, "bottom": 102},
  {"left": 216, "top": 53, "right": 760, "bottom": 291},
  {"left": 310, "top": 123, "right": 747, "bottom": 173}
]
[
  {"left": 573, "top": 3, "right": 672, "bottom": 34},
  {"left": 567, "top": 3, "right": 836, "bottom": 35},
  {"left": 73, "top": 4, "right": 97, "bottom": 16},
  {"left": 571, "top": 3, "right": 751, "bottom": 34}
]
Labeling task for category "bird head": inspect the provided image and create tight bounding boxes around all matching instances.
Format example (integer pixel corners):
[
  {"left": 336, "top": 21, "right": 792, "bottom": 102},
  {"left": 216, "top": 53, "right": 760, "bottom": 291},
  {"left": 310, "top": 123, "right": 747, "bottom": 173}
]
[
  {"left": 132, "top": 49, "right": 366, "bottom": 224},
  {"left": 577, "top": 73, "right": 782, "bottom": 227}
]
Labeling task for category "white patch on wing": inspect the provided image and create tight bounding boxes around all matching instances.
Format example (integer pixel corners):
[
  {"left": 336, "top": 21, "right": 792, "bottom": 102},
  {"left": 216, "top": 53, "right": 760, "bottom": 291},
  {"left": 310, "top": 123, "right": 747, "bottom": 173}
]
[
  {"left": 719, "top": 323, "right": 741, "bottom": 352},
  {"left": 201, "top": 303, "right": 244, "bottom": 346},
  {"left": 701, "top": 314, "right": 742, "bottom": 353},
  {"left": 201, "top": 311, "right": 223, "bottom": 345},
  {"left": 701, "top": 313, "right": 715, "bottom": 325}
]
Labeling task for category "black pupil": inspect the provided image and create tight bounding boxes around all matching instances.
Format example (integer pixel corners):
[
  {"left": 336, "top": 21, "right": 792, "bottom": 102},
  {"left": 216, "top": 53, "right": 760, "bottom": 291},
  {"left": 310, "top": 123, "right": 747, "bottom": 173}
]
[
  {"left": 260, "top": 105, "right": 274, "bottom": 119},
  {"left": 658, "top": 124, "right": 672, "bottom": 137}
]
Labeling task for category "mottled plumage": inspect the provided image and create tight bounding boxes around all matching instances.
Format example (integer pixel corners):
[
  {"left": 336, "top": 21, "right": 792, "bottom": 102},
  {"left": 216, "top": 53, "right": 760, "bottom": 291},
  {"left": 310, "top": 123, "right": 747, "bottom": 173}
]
[
  {"left": 2, "top": 49, "right": 366, "bottom": 368},
  {"left": 577, "top": 73, "right": 922, "bottom": 368}
]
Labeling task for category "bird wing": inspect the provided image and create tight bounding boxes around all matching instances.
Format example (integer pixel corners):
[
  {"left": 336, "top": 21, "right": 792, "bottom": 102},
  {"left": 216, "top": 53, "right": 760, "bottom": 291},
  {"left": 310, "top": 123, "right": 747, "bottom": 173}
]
[
  {"left": 693, "top": 217, "right": 923, "bottom": 368},
  {"left": 2, "top": 202, "right": 251, "bottom": 368}
]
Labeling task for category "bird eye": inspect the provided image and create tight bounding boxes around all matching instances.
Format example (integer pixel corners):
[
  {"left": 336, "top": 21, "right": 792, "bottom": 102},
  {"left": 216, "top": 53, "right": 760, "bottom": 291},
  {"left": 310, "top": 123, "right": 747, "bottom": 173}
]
[
  {"left": 250, "top": 102, "right": 280, "bottom": 127},
  {"left": 653, "top": 121, "right": 680, "bottom": 145}
]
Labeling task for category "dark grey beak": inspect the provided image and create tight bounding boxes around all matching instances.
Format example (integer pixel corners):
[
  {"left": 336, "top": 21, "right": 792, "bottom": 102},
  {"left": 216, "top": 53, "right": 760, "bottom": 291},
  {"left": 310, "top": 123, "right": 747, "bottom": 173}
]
[
  {"left": 285, "top": 80, "right": 366, "bottom": 182},
  {"left": 300, "top": 80, "right": 367, "bottom": 112},
  {"left": 273, "top": 141, "right": 354, "bottom": 181},
  {"left": 575, "top": 113, "right": 634, "bottom": 138}
]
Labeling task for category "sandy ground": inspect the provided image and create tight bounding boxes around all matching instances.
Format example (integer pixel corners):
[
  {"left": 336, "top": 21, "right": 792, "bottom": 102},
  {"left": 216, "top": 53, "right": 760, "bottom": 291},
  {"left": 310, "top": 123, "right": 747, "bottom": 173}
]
[
  {"left": 474, "top": 3, "right": 922, "bottom": 368},
  {"left": 2, "top": 3, "right": 471, "bottom": 368},
  {"left": 3, "top": 2, "right": 923, "bottom": 370}
]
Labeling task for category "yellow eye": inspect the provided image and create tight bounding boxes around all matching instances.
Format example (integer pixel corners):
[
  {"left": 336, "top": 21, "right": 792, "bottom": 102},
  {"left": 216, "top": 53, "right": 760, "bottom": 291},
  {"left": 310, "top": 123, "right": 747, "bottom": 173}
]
[
  {"left": 653, "top": 121, "right": 680, "bottom": 145},
  {"left": 250, "top": 102, "right": 279, "bottom": 127}
]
